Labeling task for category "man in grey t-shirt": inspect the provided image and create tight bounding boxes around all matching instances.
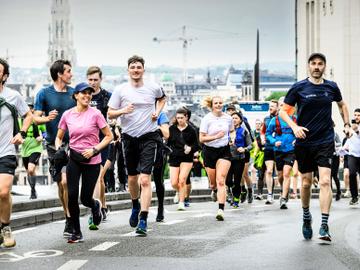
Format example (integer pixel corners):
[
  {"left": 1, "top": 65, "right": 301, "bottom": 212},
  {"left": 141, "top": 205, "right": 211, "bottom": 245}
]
[
  {"left": 0, "top": 58, "right": 32, "bottom": 248},
  {"left": 108, "top": 55, "right": 166, "bottom": 236}
]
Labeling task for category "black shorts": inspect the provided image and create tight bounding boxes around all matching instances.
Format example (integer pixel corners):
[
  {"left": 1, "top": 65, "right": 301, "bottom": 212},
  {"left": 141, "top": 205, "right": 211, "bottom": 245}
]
[
  {"left": 264, "top": 149, "right": 275, "bottom": 162},
  {"left": 168, "top": 154, "right": 193, "bottom": 167},
  {"left": 344, "top": 155, "right": 349, "bottom": 169},
  {"left": 202, "top": 145, "right": 231, "bottom": 169},
  {"left": 122, "top": 131, "right": 162, "bottom": 175},
  {"left": 244, "top": 151, "right": 250, "bottom": 163},
  {"left": 22, "top": 152, "right": 41, "bottom": 170},
  {"left": 0, "top": 155, "right": 17, "bottom": 176},
  {"left": 295, "top": 142, "right": 334, "bottom": 174},
  {"left": 275, "top": 151, "right": 295, "bottom": 171}
]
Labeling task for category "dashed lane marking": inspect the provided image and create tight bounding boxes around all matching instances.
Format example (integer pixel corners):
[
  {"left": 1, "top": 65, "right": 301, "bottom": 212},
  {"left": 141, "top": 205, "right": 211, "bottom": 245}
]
[
  {"left": 57, "top": 260, "right": 88, "bottom": 270},
  {"left": 120, "top": 229, "right": 153, "bottom": 237},
  {"left": 13, "top": 227, "right": 37, "bottom": 235},
  {"left": 192, "top": 213, "right": 214, "bottom": 218},
  {"left": 89, "top": 242, "right": 119, "bottom": 251},
  {"left": 159, "top": 219, "right": 186, "bottom": 225}
]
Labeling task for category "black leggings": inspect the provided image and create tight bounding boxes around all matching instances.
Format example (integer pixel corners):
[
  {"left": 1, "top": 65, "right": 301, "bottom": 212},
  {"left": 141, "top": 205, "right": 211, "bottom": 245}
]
[
  {"left": 67, "top": 158, "right": 100, "bottom": 233},
  {"left": 226, "top": 159, "right": 245, "bottom": 198},
  {"left": 348, "top": 155, "right": 360, "bottom": 199},
  {"left": 152, "top": 153, "right": 167, "bottom": 209},
  {"left": 331, "top": 155, "right": 341, "bottom": 194}
]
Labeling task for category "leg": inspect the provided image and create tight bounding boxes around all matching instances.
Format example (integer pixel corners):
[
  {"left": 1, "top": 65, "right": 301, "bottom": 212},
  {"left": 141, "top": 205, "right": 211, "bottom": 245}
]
[
  {"left": 348, "top": 156, "right": 359, "bottom": 201},
  {"left": 178, "top": 162, "right": 193, "bottom": 206},
  {"left": 281, "top": 165, "right": 292, "bottom": 199},
  {"left": 291, "top": 161, "right": 299, "bottom": 197},
  {"left": 0, "top": 173, "right": 15, "bottom": 247},
  {"left": 215, "top": 159, "right": 231, "bottom": 204},
  {"left": 66, "top": 159, "right": 81, "bottom": 234},
  {"left": 331, "top": 155, "right": 341, "bottom": 200},
  {"left": 300, "top": 172, "right": 313, "bottom": 208},
  {"left": 265, "top": 160, "right": 275, "bottom": 203},
  {"left": 318, "top": 167, "right": 332, "bottom": 215},
  {"left": 27, "top": 162, "right": 37, "bottom": 199}
]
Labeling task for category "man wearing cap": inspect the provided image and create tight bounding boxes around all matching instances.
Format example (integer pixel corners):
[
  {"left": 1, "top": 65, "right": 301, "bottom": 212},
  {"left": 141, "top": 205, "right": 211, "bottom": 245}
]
[
  {"left": 108, "top": 55, "right": 166, "bottom": 236},
  {"left": 279, "top": 53, "right": 350, "bottom": 242},
  {"left": 34, "top": 59, "right": 76, "bottom": 238}
]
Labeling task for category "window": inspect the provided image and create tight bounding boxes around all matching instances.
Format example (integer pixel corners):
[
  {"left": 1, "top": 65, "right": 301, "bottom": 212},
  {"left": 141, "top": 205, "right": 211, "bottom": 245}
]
[
  {"left": 329, "top": 0, "right": 334, "bottom": 14},
  {"left": 322, "top": 1, "right": 326, "bottom": 16}
]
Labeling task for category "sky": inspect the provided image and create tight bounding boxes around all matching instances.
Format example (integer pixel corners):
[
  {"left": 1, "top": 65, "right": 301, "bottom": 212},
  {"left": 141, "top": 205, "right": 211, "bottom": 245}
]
[{"left": 0, "top": 0, "right": 295, "bottom": 69}]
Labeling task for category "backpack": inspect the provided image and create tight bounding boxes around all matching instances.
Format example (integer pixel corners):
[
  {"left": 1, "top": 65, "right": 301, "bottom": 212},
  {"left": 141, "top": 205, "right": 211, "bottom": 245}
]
[
  {"left": 275, "top": 115, "right": 296, "bottom": 135},
  {"left": 0, "top": 97, "right": 20, "bottom": 136}
]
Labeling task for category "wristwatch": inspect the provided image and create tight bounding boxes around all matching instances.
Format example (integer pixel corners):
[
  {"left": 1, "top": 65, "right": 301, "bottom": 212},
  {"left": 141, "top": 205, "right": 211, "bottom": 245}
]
[
  {"left": 92, "top": 147, "right": 100, "bottom": 155},
  {"left": 20, "top": 131, "right": 27, "bottom": 139}
]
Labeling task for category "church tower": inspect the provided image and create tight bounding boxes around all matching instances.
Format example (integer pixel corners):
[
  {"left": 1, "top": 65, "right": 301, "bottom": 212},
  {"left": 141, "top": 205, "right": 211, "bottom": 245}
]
[{"left": 47, "top": 0, "right": 76, "bottom": 67}]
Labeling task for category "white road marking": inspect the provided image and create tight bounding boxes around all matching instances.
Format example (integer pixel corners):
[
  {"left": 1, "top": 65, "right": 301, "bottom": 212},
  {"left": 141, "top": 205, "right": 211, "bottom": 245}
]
[
  {"left": 89, "top": 242, "right": 119, "bottom": 251},
  {"left": 54, "top": 220, "right": 65, "bottom": 224},
  {"left": 13, "top": 227, "right": 36, "bottom": 235},
  {"left": 121, "top": 229, "right": 153, "bottom": 237},
  {"left": 192, "top": 213, "right": 213, "bottom": 218},
  {"left": 57, "top": 260, "right": 88, "bottom": 270},
  {"left": 160, "top": 219, "right": 185, "bottom": 225}
]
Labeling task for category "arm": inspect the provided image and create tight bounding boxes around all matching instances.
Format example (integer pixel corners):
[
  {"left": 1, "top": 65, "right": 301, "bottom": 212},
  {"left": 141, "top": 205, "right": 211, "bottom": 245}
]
[
  {"left": 244, "top": 131, "right": 253, "bottom": 152},
  {"left": 152, "top": 96, "right": 167, "bottom": 121},
  {"left": 107, "top": 105, "right": 134, "bottom": 119},
  {"left": 337, "top": 100, "right": 351, "bottom": 136},
  {"left": 199, "top": 131, "right": 225, "bottom": 144},
  {"left": 55, "top": 128, "right": 65, "bottom": 150},
  {"left": 33, "top": 110, "right": 58, "bottom": 125},
  {"left": 11, "top": 110, "right": 33, "bottom": 145},
  {"left": 82, "top": 126, "right": 113, "bottom": 159},
  {"left": 279, "top": 104, "right": 308, "bottom": 139},
  {"left": 265, "top": 120, "right": 277, "bottom": 146},
  {"left": 159, "top": 123, "right": 170, "bottom": 140}
]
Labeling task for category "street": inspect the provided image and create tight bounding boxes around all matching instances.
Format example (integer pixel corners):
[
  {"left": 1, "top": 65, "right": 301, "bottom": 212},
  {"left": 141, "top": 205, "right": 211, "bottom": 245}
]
[{"left": 1, "top": 198, "right": 360, "bottom": 270}]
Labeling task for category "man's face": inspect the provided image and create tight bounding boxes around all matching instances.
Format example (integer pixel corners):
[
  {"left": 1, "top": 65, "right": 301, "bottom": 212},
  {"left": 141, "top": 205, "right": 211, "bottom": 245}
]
[
  {"left": 58, "top": 64, "right": 72, "bottom": 84},
  {"left": 87, "top": 72, "right": 102, "bottom": 91},
  {"left": 354, "top": 111, "right": 360, "bottom": 124},
  {"left": 255, "top": 121, "right": 262, "bottom": 131},
  {"left": 128, "top": 61, "right": 144, "bottom": 81},
  {"left": 0, "top": 64, "right": 8, "bottom": 85},
  {"left": 269, "top": 102, "right": 278, "bottom": 115},
  {"left": 226, "top": 108, "right": 235, "bottom": 115},
  {"left": 308, "top": 58, "right": 326, "bottom": 79}
]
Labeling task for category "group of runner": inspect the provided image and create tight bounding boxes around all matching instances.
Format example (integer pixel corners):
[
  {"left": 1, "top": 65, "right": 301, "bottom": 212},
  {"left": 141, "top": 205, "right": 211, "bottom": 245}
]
[{"left": 0, "top": 52, "right": 359, "bottom": 248}]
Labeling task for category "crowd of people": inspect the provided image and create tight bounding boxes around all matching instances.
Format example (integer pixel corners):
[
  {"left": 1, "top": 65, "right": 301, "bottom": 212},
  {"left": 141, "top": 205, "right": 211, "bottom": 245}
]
[{"left": 0, "top": 52, "right": 359, "bottom": 248}]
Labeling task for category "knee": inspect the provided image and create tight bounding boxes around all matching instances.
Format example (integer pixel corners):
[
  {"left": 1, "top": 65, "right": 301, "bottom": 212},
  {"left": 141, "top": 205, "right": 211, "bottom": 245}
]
[
  {"left": 302, "top": 180, "right": 312, "bottom": 190},
  {"left": 140, "top": 177, "right": 151, "bottom": 188},
  {"left": 319, "top": 178, "right": 331, "bottom": 188},
  {"left": 217, "top": 179, "right": 225, "bottom": 187},
  {"left": 0, "top": 188, "right": 10, "bottom": 201}
]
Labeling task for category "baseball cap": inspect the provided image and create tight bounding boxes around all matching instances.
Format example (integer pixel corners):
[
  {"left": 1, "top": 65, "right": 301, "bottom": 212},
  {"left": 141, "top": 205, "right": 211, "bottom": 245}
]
[
  {"left": 74, "top": 82, "right": 95, "bottom": 93},
  {"left": 226, "top": 104, "right": 236, "bottom": 111},
  {"left": 308, "top": 53, "right": 326, "bottom": 63}
]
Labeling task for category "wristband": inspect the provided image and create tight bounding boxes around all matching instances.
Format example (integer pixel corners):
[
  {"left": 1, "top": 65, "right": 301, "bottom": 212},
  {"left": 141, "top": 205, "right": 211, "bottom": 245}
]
[
  {"left": 344, "top": 122, "right": 351, "bottom": 128},
  {"left": 20, "top": 131, "right": 27, "bottom": 139},
  {"left": 92, "top": 147, "right": 100, "bottom": 155}
]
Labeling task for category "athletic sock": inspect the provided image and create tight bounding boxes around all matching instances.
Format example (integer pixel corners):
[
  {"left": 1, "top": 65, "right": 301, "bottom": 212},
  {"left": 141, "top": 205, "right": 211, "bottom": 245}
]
[
  {"left": 140, "top": 211, "right": 148, "bottom": 220},
  {"left": 219, "top": 203, "right": 225, "bottom": 210},
  {"left": 132, "top": 199, "right": 140, "bottom": 209},
  {"left": 303, "top": 207, "right": 311, "bottom": 221},
  {"left": 1, "top": 223, "right": 10, "bottom": 229},
  {"left": 321, "top": 213, "right": 329, "bottom": 226}
]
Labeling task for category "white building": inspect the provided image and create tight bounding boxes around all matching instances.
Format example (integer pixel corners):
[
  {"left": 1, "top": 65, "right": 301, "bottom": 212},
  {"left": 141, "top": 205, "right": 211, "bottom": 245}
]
[{"left": 297, "top": 0, "right": 360, "bottom": 117}]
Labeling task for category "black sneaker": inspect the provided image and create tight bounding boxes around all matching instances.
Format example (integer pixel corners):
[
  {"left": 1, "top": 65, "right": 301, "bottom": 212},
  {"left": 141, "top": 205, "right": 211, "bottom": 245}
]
[
  {"left": 302, "top": 218, "right": 313, "bottom": 240},
  {"left": 335, "top": 192, "right": 341, "bottom": 201},
  {"left": 30, "top": 189, "right": 37, "bottom": 200},
  {"left": 63, "top": 217, "right": 74, "bottom": 238},
  {"left": 240, "top": 190, "right": 247, "bottom": 203},
  {"left": 247, "top": 190, "right": 253, "bottom": 204},
  {"left": 318, "top": 224, "right": 331, "bottom": 242},
  {"left": 101, "top": 208, "right": 110, "bottom": 222},
  {"left": 349, "top": 197, "right": 359, "bottom": 205},
  {"left": 280, "top": 197, "right": 288, "bottom": 209},
  {"left": 92, "top": 199, "right": 103, "bottom": 226},
  {"left": 67, "top": 232, "right": 84, "bottom": 243},
  {"left": 156, "top": 207, "right": 164, "bottom": 222}
]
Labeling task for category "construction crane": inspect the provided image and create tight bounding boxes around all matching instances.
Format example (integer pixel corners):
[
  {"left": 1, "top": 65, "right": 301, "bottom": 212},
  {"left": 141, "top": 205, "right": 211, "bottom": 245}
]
[{"left": 153, "top": 25, "right": 197, "bottom": 83}]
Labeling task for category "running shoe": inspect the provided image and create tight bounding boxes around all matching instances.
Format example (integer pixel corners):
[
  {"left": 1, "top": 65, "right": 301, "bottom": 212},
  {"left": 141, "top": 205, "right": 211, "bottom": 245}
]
[
  {"left": 1, "top": 226, "right": 16, "bottom": 248},
  {"left": 129, "top": 207, "right": 140, "bottom": 227},
  {"left": 343, "top": 190, "right": 351, "bottom": 198},
  {"left": 335, "top": 192, "right": 341, "bottom": 201},
  {"left": 211, "top": 190, "right": 218, "bottom": 202},
  {"left": 265, "top": 194, "right": 274, "bottom": 205},
  {"left": 173, "top": 192, "right": 179, "bottom": 204},
  {"left": 177, "top": 202, "right": 185, "bottom": 211},
  {"left": 101, "top": 207, "right": 110, "bottom": 222},
  {"left": 349, "top": 197, "right": 359, "bottom": 205},
  {"left": 290, "top": 192, "right": 297, "bottom": 199},
  {"left": 67, "top": 232, "right": 84, "bottom": 243},
  {"left": 184, "top": 197, "right": 190, "bottom": 207},
  {"left": 240, "top": 190, "right": 247, "bottom": 203},
  {"left": 63, "top": 218, "right": 74, "bottom": 238},
  {"left": 302, "top": 219, "right": 313, "bottom": 240},
  {"left": 92, "top": 199, "right": 103, "bottom": 226},
  {"left": 156, "top": 207, "right": 164, "bottom": 222},
  {"left": 255, "top": 194, "right": 263, "bottom": 200},
  {"left": 136, "top": 219, "right": 147, "bottom": 236},
  {"left": 280, "top": 197, "right": 288, "bottom": 209},
  {"left": 216, "top": 209, "right": 224, "bottom": 221},
  {"left": 88, "top": 215, "right": 99, "bottom": 230},
  {"left": 247, "top": 190, "right": 253, "bottom": 204},
  {"left": 30, "top": 189, "right": 37, "bottom": 200},
  {"left": 226, "top": 187, "right": 233, "bottom": 204},
  {"left": 318, "top": 224, "right": 331, "bottom": 242},
  {"left": 232, "top": 201, "right": 239, "bottom": 208}
]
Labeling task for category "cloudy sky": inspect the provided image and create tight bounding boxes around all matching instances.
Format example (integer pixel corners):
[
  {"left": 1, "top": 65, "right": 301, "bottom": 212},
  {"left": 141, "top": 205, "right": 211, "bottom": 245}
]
[{"left": 1, "top": 0, "right": 295, "bottom": 68}]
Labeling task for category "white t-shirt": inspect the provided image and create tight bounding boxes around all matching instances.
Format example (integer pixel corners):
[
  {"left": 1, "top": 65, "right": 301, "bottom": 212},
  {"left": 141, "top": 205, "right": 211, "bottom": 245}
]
[
  {"left": 0, "top": 87, "right": 29, "bottom": 158},
  {"left": 108, "top": 81, "right": 165, "bottom": 137},
  {"left": 200, "top": 112, "right": 233, "bottom": 148}
]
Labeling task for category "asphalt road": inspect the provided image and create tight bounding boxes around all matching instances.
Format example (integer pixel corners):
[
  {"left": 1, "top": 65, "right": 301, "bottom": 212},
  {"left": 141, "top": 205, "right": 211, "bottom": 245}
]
[{"left": 1, "top": 198, "right": 360, "bottom": 270}]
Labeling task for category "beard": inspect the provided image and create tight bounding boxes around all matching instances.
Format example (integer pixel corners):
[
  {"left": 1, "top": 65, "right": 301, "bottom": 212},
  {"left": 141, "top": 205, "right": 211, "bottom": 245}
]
[{"left": 311, "top": 70, "right": 323, "bottom": 79}]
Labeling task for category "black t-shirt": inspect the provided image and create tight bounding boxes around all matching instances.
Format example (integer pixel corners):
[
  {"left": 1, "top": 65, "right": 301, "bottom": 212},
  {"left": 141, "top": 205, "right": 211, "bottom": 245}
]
[
  {"left": 284, "top": 78, "right": 342, "bottom": 146},
  {"left": 90, "top": 89, "right": 112, "bottom": 119}
]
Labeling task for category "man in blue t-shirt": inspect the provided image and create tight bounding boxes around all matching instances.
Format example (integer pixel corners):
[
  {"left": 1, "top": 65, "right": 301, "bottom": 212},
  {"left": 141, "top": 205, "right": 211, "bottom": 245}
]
[
  {"left": 34, "top": 60, "right": 76, "bottom": 238},
  {"left": 279, "top": 53, "right": 351, "bottom": 243}
]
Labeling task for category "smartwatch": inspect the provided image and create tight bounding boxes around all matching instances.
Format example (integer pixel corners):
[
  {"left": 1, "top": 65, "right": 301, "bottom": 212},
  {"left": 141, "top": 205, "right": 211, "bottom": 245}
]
[
  {"left": 20, "top": 131, "right": 27, "bottom": 139},
  {"left": 92, "top": 147, "right": 100, "bottom": 155}
]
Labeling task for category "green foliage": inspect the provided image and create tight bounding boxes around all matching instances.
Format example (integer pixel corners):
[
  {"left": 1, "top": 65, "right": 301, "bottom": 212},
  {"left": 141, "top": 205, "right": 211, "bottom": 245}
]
[{"left": 265, "top": 91, "right": 287, "bottom": 101}]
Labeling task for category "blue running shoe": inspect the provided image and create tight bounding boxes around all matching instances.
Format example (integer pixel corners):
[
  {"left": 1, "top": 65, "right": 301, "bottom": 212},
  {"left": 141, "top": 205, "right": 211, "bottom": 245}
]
[
  {"left": 136, "top": 219, "right": 147, "bottom": 236},
  {"left": 318, "top": 224, "right": 331, "bottom": 242},
  {"left": 184, "top": 198, "right": 190, "bottom": 207},
  {"left": 129, "top": 207, "right": 140, "bottom": 228},
  {"left": 302, "top": 219, "right": 313, "bottom": 240},
  {"left": 232, "top": 201, "right": 239, "bottom": 208}
]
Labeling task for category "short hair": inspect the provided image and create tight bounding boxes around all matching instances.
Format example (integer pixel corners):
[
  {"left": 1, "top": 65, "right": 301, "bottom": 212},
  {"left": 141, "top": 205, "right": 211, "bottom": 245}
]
[
  {"left": 50, "top": 59, "right": 71, "bottom": 81},
  {"left": 86, "top": 66, "right": 102, "bottom": 78},
  {"left": 355, "top": 108, "right": 360, "bottom": 113},
  {"left": 176, "top": 108, "right": 188, "bottom": 116},
  {"left": 231, "top": 112, "right": 243, "bottom": 121},
  {"left": 128, "top": 55, "right": 145, "bottom": 68},
  {"left": 270, "top": 99, "right": 279, "bottom": 105},
  {"left": 0, "top": 58, "right": 10, "bottom": 85}
]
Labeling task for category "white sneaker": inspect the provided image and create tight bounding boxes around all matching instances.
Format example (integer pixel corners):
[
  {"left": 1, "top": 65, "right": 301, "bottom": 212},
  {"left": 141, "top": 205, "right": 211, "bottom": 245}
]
[
  {"left": 177, "top": 202, "right": 185, "bottom": 211},
  {"left": 1, "top": 226, "right": 16, "bottom": 248},
  {"left": 173, "top": 192, "right": 179, "bottom": 204},
  {"left": 265, "top": 194, "right": 274, "bottom": 205},
  {"left": 216, "top": 209, "right": 224, "bottom": 221},
  {"left": 343, "top": 190, "right": 351, "bottom": 198}
]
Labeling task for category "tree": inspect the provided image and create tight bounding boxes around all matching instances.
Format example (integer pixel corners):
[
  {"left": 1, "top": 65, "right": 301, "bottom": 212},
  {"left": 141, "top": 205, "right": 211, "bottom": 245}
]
[{"left": 265, "top": 91, "right": 287, "bottom": 101}]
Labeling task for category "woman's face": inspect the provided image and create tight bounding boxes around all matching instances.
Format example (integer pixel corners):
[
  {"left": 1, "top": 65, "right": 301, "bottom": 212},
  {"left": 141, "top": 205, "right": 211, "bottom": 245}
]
[
  {"left": 232, "top": 114, "right": 242, "bottom": 126},
  {"left": 176, "top": 113, "right": 187, "bottom": 126},
  {"left": 75, "top": 90, "right": 92, "bottom": 107},
  {"left": 212, "top": 97, "right": 223, "bottom": 113}
]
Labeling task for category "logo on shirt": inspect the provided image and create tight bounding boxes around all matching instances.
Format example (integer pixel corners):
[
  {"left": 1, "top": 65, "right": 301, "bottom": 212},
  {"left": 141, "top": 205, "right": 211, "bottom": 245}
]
[{"left": 305, "top": 94, "right": 317, "bottom": 98}]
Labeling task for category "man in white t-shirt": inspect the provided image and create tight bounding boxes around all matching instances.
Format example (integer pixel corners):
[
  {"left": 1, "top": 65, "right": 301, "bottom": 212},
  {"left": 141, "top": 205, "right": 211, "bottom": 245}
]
[
  {"left": 0, "top": 58, "right": 32, "bottom": 248},
  {"left": 108, "top": 55, "right": 166, "bottom": 236}
]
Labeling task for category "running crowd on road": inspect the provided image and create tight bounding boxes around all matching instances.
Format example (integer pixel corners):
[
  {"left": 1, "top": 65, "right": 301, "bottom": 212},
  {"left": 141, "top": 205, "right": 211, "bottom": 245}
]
[{"left": 0, "top": 52, "right": 359, "bottom": 247}]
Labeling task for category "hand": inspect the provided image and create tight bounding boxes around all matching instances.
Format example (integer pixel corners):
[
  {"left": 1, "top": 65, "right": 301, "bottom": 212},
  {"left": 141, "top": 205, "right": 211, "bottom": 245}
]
[
  {"left": 36, "top": 136, "right": 43, "bottom": 142},
  {"left": 292, "top": 125, "right": 309, "bottom": 139},
  {"left": 215, "top": 131, "right": 225, "bottom": 139},
  {"left": 151, "top": 112, "right": 158, "bottom": 122},
  {"left": 193, "top": 151, "right": 199, "bottom": 158},
  {"left": 261, "top": 136, "right": 266, "bottom": 145},
  {"left": 184, "top": 145, "right": 191, "bottom": 154},
  {"left": 275, "top": 141, "right": 282, "bottom": 147},
  {"left": 237, "top": 147, "right": 245, "bottom": 153},
  {"left": 82, "top": 149, "right": 94, "bottom": 159},
  {"left": 47, "top": 109, "right": 58, "bottom": 121},
  {"left": 344, "top": 126, "right": 352, "bottom": 138},
  {"left": 122, "top": 103, "right": 134, "bottom": 114},
  {"left": 11, "top": 133, "right": 24, "bottom": 145}
]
